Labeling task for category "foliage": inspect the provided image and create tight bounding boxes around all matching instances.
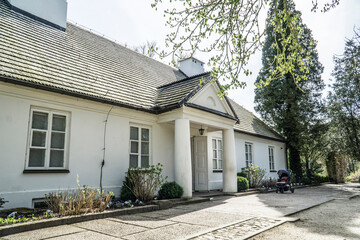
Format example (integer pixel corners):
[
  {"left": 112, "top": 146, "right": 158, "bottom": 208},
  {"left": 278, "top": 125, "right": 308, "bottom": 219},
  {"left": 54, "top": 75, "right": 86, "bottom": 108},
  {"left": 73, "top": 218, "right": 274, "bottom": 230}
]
[
  {"left": 241, "top": 164, "right": 266, "bottom": 188},
  {"left": 237, "top": 172, "right": 247, "bottom": 178},
  {"left": 254, "top": 0, "right": 324, "bottom": 180},
  {"left": 109, "top": 199, "right": 144, "bottom": 209},
  {"left": 125, "top": 164, "right": 167, "bottom": 202},
  {"left": 346, "top": 170, "right": 360, "bottom": 182},
  {"left": 120, "top": 176, "right": 136, "bottom": 202},
  {"left": 134, "top": 41, "right": 158, "bottom": 58},
  {"left": 261, "top": 178, "right": 277, "bottom": 189},
  {"left": 237, "top": 177, "right": 249, "bottom": 191},
  {"left": 0, "top": 197, "right": 7, "bottom": 208},
  {"left": 0, "top": 211, "right": 53, "bottom": 226},
  {"left": 158, "top": 181, "right": 184, "bottom": 199},
  {"left": 45, "top": 177, "right": 114, "bottom": 216},
  {"left": 313, "top": 173, "right": 331, "bottom": 183},
  {"left": 152, "top": 0, "right": 338, "bottom": 94},
  {"left": 327, "top": 31, "right": 360, "bottom": 169}
]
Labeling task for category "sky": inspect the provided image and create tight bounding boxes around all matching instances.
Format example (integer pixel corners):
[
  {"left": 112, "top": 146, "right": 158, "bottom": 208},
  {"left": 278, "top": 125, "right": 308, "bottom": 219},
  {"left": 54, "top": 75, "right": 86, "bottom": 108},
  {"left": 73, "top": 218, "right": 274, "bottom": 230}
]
[{"left": 67, "top": 0, "right": 360, "bottom": 115}]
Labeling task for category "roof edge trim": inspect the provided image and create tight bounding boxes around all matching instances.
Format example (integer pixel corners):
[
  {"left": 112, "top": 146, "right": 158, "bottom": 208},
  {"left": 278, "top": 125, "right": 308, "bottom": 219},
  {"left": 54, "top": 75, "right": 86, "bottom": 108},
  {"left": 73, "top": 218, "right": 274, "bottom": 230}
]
[{"left": 234, "top": 129, "right": 287, "bottom": 143}]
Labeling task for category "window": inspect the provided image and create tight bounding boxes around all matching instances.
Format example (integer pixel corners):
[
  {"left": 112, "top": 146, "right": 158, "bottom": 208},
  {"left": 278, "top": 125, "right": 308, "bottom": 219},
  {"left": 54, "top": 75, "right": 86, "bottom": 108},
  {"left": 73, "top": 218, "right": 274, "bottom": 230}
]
[
  {"left": 27, "top": 108, "right": 69, "bottom": 169},
  {"left": 212, "top": 139, "right": 222, "bottom": 170},
  {"left": 245, "top": 143, "right": 253, "bottom": 167},
  {"left": 129, "top": 126, "right": 150, "bottom": 168},
  {"left": 269, "top": 147, "right": 275, "bottom": 170}
]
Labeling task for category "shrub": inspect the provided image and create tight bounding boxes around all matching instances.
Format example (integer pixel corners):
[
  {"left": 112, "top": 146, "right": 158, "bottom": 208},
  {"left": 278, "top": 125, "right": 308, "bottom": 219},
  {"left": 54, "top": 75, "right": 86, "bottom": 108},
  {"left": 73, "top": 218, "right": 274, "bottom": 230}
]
[
  {"left": 237, "top": 172, "right": 247, "bottom": 178},
  {"left": 0, "top": 197, "right": 7, "bottom": 208},
  {"left": 158, "top": 181, "right": 184, "bottom": 199},
  {"left": 313, "top": 173, "right": 330, "bottom": 183},
  {"left": 346, "top": 170, "right": 360, "bottom": 182},
  {"left": 120, "top": 176, "right": 136, "bottom": 201},
  {"left": 237, "top": 176, "right": 249, "bottom": 191},
  {"left": 241, "top": 164, "right": 266, "bottom": 188},
  {"left": 45, "top": 176, "right": 113, "bottom": 216},
  {"left": 261, "top": 178, "right": 277, "bottom": 189},
  {"left": 125, "top": 163, "right": 167, "bottom": 202}
]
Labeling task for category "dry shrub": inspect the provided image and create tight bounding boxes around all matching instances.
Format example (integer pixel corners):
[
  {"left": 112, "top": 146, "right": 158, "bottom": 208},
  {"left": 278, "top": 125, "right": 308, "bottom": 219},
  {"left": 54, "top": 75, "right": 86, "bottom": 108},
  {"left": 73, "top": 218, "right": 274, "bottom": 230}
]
[{"left": 45, "top": 176, "right": 113, "bottom": 216}]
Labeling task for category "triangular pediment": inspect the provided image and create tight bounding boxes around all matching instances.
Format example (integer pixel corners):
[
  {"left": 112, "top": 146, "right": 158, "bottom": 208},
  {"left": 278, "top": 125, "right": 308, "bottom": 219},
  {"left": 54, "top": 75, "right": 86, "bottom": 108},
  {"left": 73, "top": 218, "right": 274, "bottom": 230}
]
[{"left": 187, "top": 82, "right": 236, "bottom": 118}]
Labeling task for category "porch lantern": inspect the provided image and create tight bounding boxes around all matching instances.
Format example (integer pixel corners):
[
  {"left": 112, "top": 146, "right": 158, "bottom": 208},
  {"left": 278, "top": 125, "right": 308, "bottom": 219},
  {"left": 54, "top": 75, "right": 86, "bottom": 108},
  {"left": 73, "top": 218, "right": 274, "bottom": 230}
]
[{"left": 199, "top": 126, "right": 204, "bottom": 135}]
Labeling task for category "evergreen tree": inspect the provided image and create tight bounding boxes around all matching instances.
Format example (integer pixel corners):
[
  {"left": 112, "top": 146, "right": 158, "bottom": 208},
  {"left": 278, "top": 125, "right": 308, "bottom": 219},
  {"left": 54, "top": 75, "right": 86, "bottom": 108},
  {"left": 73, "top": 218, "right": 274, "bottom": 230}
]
[
  {"left": 327, "top": 33, "right": 360, "bottom": 168},
  {"left": 254, "top": 0, "right": 324, "bottom": 180}
]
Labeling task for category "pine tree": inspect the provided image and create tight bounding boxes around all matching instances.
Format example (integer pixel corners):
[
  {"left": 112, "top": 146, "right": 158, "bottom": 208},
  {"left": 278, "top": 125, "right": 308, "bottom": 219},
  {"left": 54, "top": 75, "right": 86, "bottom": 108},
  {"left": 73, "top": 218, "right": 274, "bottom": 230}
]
[{"left": 254, "top": 0, "right": 324, "bottom": 180}]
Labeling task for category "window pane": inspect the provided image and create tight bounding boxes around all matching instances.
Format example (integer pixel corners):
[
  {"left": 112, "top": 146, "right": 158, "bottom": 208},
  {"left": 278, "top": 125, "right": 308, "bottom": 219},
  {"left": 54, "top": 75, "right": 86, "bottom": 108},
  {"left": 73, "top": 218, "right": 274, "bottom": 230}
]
[
  {"left": 32, "top": 112, "right": 48, "bottom": 130},
  {"left": 141, "top": 128, "right": 149, "bottom": 141},
  {"left": 218, "top": 150, "right": 222, "bottom": 160},
  {"left": 249, "top": 145, "right": 252, "bottom": 152},
  {"left": 52, "top": 115, "right": 66, "bottom": 131},
  {"left": 213, "top": 159, "right": 217, "bottom": 169},
  {"left": 218, "top": 160, "right": 222, "bottom": 169},
  {"left": 141, "top": 142, "right": 149, "bottom": 154},
  {"left": 218, "top": 140, "right": 222, "bottom": 150},
  {"left": 50, "top": 150, "right": 64, "bottom": 167},
  {"left": 51, "top": 132, "right": 65, "bottom": 149},
  {"left": 129, "top": 155, "right": 138, "bottom": 168},
  {"left": 29, "top": 149, "right": 45, "bottom": 167},
  {"left": 141, "top": 156, "right": 149, "bottom": 168},
  {"left": 249, "top": 152, "right": 253, "bottom": 161},
  {"left": 130, "top": 127, "right": 138, "bottom": 140},
  {"left": 213, "top": 150, "right": 217, "bottom": 158},
  {"left": 245, "top": 144, "right": 248, "bottom": 153},
  {"left": 131, "top": 141, "right": 138, "bottom": 153},
  {"left": 32, "top": 131, "right": 46, "bottom": 147},
  {"left": 212, "top": 139, "right": 216, "bottom": 149}
]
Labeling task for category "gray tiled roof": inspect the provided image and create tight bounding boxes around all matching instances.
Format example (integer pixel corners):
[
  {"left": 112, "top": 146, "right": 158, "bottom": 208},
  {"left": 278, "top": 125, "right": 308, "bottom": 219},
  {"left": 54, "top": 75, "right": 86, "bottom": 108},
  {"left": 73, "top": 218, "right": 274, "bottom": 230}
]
[
  {"left": 0, "top": 0, "right": 186, "bottom": 110},
  {"left": 155, "top": 73, "right": 210, "bottom": 109},
  {"left": 229, "top": 99, "right": 285, "bottom": 141}
]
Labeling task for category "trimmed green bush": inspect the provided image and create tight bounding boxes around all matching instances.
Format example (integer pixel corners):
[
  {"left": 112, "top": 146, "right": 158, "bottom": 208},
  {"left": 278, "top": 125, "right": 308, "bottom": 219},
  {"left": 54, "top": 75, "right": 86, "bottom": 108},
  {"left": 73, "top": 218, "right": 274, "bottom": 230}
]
[
  {"left": 237, "top": 176, "right": 249, "bottom": 191},
  {"left": 237, "top": 172, "right": 247, "bottom": 178},
  {"left": 158, "top": 181, "right": 184, "bottom": 199},
  {"left": 313, "top": 173, "right": 330, "bottom": 183}
]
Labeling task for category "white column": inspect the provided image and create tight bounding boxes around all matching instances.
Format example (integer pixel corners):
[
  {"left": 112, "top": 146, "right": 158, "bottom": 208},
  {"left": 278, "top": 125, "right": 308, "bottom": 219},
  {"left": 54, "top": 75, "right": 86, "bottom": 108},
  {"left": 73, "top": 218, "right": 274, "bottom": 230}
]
[
  {"left": 174, "top": 119, "right": 192, "bottom": 198},
  {"left": 222, "top": 128, "right": 237, "bottom": 193}
]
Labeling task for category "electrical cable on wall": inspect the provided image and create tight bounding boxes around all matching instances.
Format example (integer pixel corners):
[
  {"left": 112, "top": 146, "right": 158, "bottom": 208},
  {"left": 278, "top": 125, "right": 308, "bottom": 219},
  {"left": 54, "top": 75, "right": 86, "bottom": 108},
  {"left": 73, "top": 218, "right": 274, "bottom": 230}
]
[{"left": 100, "top": 106, "right": 113, "bottom": 193}]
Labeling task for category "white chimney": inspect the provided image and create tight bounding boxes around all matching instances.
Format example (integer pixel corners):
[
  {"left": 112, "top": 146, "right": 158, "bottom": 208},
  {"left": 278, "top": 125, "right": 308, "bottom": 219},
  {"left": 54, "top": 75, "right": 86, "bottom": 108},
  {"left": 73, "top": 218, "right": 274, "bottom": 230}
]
[
  {"left": 179, "top": 57, "right": 205, "bottom": 77},
  {"left": 7, "top": 0, "right": 67, "bottom": 30}
]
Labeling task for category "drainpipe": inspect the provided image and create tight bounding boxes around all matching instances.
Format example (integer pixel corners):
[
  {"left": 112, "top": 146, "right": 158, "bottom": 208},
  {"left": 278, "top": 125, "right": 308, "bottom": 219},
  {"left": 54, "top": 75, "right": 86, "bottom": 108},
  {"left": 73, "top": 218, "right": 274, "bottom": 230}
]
[{"left": 100, "top": 106, "right": 113, "bottom": 193}]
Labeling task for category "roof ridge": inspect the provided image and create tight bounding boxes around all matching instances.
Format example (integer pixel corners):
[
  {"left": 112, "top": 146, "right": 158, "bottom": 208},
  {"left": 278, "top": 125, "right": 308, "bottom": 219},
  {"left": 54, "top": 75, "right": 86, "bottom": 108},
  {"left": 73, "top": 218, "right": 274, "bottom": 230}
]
[{"left": 157, "top": 72, "right": 211, "bottom": 89}]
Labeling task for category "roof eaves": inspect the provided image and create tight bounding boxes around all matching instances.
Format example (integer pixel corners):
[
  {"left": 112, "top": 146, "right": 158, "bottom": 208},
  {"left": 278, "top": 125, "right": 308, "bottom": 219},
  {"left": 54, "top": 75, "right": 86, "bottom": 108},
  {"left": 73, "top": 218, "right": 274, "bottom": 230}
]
[
  {"left": 157, "top": 71, "right": 211, "bottom": 89},
  {"left": 185, "top": 103, "right": 238, "bottom": 121},
  {"left": 234, "top": 129, "right": 287, "bottom": 143}
]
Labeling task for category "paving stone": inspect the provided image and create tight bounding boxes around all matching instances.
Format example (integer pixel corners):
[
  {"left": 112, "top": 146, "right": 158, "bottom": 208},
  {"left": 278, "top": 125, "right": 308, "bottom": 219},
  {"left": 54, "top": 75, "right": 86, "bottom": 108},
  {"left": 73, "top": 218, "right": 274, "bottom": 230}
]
[
  {"left": 72, "top": 219, "right": 147, "bottom": 238},
  {"left": 121, "top": 223, "right": 208, "bottom": 240},
  {"left": 51, "top": 231, "right": 119, "bottom": 240},
  {"left": 3, "top": 225, "right": 84, "bottom": 240},
  {"left": 109, "top": 214, "right": 176, "bottom": 229}
]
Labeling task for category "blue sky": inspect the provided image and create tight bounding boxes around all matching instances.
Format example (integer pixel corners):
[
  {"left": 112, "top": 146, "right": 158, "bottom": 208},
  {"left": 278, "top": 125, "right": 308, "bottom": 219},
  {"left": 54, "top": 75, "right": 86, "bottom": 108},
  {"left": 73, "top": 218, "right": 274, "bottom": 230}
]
[{"left": 67, "top": 0, "right": 360, "bottom": 114}]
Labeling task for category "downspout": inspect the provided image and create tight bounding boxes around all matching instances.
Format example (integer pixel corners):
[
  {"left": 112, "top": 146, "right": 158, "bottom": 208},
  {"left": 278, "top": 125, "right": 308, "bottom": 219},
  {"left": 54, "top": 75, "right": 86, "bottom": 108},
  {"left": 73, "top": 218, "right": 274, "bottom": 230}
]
[
  {"left": 100, "top": 106, "right": 114, "bottom": 193},
  {"left": 285, "top": 142, "right": 289, "bottom": 170}
]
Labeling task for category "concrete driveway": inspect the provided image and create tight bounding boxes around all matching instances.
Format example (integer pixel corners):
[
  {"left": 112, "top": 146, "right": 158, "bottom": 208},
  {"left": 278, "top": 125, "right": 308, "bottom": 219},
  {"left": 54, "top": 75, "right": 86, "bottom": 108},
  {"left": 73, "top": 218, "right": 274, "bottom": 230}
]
[{"left": 3, "top": 184, "right": 359, "bottom": 240}]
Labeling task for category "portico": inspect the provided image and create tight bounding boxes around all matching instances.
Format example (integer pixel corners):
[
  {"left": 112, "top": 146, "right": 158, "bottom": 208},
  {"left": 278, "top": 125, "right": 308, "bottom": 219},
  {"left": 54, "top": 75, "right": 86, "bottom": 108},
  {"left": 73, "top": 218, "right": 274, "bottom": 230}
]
[{"left": 159, "top": 105, "right": 238, "bottom": 198}]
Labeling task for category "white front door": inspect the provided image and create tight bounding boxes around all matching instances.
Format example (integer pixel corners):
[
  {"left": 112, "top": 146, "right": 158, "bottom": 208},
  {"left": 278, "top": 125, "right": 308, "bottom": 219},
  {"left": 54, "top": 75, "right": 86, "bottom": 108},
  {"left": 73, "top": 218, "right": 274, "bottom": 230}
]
[{"left": 194, "top": 136, "right": 208, "bottom": 191}]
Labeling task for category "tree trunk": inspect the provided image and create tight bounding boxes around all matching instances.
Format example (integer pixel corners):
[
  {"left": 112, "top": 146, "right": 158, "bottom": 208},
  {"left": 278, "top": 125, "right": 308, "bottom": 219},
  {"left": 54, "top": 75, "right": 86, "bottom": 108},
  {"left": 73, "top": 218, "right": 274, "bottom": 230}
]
[{"left": 288, "top": 145, "right": 303, "bottom": 181}]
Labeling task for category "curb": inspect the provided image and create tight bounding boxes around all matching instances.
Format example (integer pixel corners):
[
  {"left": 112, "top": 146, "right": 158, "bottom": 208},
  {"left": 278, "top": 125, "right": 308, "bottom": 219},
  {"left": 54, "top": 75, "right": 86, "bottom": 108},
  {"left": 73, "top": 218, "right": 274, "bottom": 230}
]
[{"left": 0, "top": 205, "right": 158, "bottom": 237}]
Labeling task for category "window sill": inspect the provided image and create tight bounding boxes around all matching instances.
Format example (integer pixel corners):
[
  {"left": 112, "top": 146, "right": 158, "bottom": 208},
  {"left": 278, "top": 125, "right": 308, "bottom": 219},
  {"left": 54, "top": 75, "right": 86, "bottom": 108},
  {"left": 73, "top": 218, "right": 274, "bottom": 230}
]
[
  {"left": 270, "top": 170, "right": 277, "bottom": 173},
  {"left": 23, "top": 169, "right": 70, "bottom": 174},
  {"left": 213, "top": 169, "right": 223, "bottom": 173}
]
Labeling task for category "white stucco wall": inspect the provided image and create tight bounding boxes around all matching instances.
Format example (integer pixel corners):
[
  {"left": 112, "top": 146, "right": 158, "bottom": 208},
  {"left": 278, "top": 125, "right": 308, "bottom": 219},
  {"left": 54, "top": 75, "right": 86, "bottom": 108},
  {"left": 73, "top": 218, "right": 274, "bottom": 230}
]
[
  {"left": 0, "top": 82, "right": 175, "bottom": 209},
  {"left": 235, "top": 132, "right": 287, "bottom": 179}
]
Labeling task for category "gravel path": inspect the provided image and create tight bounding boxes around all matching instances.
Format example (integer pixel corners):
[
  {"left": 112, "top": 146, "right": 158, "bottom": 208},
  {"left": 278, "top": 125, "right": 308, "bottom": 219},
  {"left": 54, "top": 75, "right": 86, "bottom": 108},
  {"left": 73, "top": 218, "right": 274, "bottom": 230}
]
[{"left": 250, "top": 195, "right": 360, "bottom": 240}]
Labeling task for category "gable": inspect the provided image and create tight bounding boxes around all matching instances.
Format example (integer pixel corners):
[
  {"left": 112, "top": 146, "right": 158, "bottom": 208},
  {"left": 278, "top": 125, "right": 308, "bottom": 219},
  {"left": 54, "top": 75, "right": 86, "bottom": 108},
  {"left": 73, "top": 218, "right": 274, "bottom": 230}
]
[{"left": 188, "top": 83, "right": 236, "bottom": 118}]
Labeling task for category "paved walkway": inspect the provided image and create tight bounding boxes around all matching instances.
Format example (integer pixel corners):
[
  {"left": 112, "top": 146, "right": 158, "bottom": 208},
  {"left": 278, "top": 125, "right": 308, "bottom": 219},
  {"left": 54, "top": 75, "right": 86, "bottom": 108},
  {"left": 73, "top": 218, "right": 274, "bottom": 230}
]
[{"left": 3, "top": 184, "right": 359, "bottom": 240}]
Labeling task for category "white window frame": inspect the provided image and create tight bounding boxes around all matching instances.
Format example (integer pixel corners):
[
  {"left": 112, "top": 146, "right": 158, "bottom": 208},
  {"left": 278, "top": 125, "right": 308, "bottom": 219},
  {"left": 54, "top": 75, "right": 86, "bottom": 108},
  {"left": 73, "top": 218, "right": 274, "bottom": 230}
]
[
  {"left": 129, "top": 125, "right": 151, "bottom": 168},
  {"left": 245, "top": 142, "right": 253, "bottom": 167},
  {"left": 212, "top": 138, "right": 223, "bottom": 170},
  {"left": 26, "top": 107, "right": 70, "bottom": 170},
  {"left": 268, "top": 146, "right": 275, "bottom": 171}
]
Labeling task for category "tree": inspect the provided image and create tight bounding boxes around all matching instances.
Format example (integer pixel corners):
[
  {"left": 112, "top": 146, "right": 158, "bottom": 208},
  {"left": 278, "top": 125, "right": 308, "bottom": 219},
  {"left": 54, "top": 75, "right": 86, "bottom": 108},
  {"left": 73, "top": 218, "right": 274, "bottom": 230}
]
[
  {"left": 254, "top": 0, "right": 324, "bottom": 180},
  {"left": 152, "top": 0, "right": 339, "bottom": 94},
  {"left": 134, "top": 41, "right": 158, "bottom": 58},
  {"left": 327, "top": 31, "right": 360, "bottom": 168}
]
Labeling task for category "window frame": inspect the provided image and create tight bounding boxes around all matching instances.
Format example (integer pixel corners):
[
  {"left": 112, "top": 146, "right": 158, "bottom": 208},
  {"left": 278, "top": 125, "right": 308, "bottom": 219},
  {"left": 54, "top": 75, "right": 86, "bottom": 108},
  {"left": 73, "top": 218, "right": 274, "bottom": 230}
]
[
  {"left": 268, "top": 146, "right": 275, "bottom": 171},
  {"left": 25, "top": 107, "right": 70, "bottom": 170},
  {"left": 212, "top": 138, "right": 223, "bottom": 170},
  {"left": 245, "top": 142, "right": 253, "bottom": 167},
  {"left": 129, "top": 124, "right": 151, "bottom": 168}
]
